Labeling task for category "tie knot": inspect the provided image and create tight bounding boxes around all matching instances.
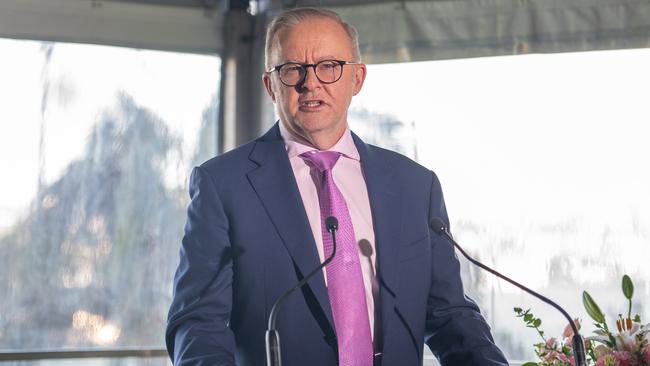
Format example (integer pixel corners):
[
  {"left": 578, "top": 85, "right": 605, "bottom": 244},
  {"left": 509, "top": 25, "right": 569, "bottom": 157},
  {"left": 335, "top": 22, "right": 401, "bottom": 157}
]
[{"left": 300, "top": 150, "right": 341, "bottom": 172}]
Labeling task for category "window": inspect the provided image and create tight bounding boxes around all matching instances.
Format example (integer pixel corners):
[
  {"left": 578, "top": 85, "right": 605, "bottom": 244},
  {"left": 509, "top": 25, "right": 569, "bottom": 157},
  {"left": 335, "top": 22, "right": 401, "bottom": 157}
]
[
  {"left": 0, "top": 38, "right": 220, "bottom": 359},
  {"left": 350, "top": 49, "right": 650, "bottom": 362}
]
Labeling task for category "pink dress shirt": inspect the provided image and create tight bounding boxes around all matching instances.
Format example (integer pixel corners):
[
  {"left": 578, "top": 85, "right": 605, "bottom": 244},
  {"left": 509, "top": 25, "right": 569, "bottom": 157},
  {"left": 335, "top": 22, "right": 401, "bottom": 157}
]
[{"left": 279, "top": 122, "right": 380, "bottom": 342}]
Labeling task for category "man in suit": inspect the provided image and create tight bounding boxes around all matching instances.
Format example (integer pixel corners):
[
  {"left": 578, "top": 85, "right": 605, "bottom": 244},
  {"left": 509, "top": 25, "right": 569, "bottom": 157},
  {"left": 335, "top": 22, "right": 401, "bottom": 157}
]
[{"left": 166, "top": 7, "right": 508, "bottom": 366}]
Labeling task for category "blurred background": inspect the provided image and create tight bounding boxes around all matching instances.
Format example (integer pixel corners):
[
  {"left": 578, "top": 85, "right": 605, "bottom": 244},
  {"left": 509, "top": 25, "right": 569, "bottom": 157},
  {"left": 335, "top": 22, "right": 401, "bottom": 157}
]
[{"left": 1, "top": 0, "right": 649, "bottom": 365}]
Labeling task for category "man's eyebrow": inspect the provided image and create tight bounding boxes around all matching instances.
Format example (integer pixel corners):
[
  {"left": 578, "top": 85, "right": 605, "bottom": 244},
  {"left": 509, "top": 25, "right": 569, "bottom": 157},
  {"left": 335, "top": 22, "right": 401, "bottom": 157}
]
[
  {"left": 275, "top": 59, "right": 301, "bottom": 64},
  {"left": 280, "top": 56, "right": 339, "bottom": 64}
]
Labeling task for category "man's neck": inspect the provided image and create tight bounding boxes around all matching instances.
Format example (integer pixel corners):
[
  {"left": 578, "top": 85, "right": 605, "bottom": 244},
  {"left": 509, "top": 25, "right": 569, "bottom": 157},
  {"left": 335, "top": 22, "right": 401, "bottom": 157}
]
[
  {"left": 306, "top": 133, "right": 341, "bottom": 151},
  {"left": 281, "top": 121, "right": 347, "bottom": 151}
]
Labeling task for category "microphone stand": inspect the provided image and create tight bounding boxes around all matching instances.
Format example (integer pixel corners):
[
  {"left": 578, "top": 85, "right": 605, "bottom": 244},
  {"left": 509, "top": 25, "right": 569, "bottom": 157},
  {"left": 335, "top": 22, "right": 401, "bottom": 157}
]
[
  {"left": 430, "top": 218, "right": 587, "bottom": 366},
  {"left": 266, "top": 216, "right": 339, "bottom": 366}
]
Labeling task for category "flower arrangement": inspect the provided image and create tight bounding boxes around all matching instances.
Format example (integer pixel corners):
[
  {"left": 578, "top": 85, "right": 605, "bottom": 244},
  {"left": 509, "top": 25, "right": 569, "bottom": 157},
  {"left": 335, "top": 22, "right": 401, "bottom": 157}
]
[{"left": 514, "top": 275, "right": 649, "bottom": 366}]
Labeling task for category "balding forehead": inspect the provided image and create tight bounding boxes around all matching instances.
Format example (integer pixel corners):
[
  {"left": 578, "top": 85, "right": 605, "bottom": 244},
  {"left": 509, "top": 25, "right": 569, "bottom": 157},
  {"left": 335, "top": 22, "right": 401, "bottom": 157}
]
[
  {"left": 264, "top": 11, "right": 361, "bottom": 69},
  {"left": 267, "top": 17, "right": 354, "bottom": 65}
]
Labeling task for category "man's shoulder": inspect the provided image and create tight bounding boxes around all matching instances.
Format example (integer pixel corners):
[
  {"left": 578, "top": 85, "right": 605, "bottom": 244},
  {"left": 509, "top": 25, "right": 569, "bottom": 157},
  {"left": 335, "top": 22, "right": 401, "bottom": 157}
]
[
  {"left": 358, "top": 140, "right": 445, "bottom": 193},
  {"left": 199, "top": 139, "right": 257, "bottom": 173},
  {"left": 363, "top": 142, "right": 431, "bottom": 175},
  {"left": 199, "top": 123, "right": 282, "bottom": 174},
  {"left": 190, "top": 139, "right": 266, "bottom": 193}
]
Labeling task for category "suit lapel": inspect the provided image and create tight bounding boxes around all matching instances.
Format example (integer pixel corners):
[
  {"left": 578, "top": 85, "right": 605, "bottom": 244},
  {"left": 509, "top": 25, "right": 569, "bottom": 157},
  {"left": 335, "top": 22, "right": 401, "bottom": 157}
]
[
  {"left": 353, "top": 133, "right": 401, "bottom": 296},
  {"left": 247, "top": 125, "right": 335, "bottom": 333},
  {"left": 353, "top": 133, "right": 404, "bottom": 349}
]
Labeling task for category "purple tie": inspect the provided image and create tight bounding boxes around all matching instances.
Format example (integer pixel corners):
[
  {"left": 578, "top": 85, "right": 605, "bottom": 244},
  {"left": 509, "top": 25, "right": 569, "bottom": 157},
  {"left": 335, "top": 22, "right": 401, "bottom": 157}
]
[{"left": 300, "top": 150, "right": 373, "bottom": 366}]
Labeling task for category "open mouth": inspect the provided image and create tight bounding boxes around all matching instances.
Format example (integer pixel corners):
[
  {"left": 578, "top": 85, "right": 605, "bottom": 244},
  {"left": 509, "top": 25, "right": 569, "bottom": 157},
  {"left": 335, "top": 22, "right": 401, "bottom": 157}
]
[{"left": 299, "top": 100, "right": 324, "bottom": 109}]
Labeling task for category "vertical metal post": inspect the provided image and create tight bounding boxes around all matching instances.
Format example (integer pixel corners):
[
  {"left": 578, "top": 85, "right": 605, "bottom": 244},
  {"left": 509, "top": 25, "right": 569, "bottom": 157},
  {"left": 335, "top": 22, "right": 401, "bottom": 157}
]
[{"left": 218, "top": 3, "right": 271, "bottom": 153}]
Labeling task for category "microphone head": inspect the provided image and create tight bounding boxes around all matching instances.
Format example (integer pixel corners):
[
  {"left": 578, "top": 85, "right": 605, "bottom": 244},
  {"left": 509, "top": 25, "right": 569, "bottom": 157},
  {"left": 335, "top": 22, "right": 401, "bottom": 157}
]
[
  {"left": 325, "top": 216, "right": 338, "bottom": 232},
  {"left": 358, "top": 239, "right": 373, "bottom": 258},
  {"left": 429, "top": 217, "right": 447, "bottom": 235}
]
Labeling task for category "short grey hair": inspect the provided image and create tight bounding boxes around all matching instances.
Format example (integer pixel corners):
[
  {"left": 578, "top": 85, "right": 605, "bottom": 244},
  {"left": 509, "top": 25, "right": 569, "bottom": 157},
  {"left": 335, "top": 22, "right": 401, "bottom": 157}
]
[{"left": 264, "top": 7, "right": 361, "bottom": 70}]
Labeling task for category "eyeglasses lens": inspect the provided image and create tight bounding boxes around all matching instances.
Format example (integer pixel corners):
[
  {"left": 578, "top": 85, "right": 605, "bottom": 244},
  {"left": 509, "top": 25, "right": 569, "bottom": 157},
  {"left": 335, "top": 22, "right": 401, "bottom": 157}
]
[{"left": 278, "top": 61, "right": 342, "bottom": 86}]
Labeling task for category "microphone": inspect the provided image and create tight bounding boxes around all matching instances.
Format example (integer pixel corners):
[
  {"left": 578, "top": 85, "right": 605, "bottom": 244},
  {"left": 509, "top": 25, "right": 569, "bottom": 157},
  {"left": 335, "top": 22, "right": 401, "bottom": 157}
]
[
  {"left": 429, "top": 217, "right": 587, "bottom": 366},
  {"left": 266, "top": 216, "right": 339, "bottom": 366}
]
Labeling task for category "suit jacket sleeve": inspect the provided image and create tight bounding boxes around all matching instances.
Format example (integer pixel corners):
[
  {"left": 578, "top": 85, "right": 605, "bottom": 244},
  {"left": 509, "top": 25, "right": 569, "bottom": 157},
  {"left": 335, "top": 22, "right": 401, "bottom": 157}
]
[
  {"left": 166, "top": 166, "right": 236, "bottom": 366},
  {"left": 424, "top": 172, "right": 508, "bottom": 366}
]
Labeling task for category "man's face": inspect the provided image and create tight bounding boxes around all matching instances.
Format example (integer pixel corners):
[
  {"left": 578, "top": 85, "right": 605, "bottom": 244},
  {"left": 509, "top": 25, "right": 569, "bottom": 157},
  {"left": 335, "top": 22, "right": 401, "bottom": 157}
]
[{"left": 263, "top": 17, "right": 366, "bottom": 147}]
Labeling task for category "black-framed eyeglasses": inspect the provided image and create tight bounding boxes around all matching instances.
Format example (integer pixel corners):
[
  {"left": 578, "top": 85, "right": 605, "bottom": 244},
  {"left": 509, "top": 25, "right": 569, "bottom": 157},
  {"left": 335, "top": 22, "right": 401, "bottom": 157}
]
[{"left": 266, "top": 59, "right": 361, "bottom": 87}]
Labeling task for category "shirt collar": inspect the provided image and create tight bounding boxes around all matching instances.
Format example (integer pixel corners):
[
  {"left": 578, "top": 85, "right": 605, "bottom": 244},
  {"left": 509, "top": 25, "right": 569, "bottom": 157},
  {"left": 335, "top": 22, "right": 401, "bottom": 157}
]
[{"left": 279, "top": 121, "right": 360, "bottom": 161}]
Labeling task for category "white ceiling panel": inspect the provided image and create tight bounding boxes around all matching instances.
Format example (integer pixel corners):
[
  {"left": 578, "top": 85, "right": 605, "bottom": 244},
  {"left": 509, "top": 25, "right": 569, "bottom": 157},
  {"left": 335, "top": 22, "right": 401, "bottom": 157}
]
[{"left": 0, "top": 0, "right": 223, "bottom": 53}]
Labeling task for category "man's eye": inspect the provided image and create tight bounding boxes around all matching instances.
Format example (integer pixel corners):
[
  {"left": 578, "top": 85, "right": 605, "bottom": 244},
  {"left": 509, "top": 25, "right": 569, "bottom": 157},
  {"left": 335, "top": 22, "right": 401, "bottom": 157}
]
[
  {"left": 318, "top": 62, "right": 338, "bottom": 70},
  {"left": 282, "top": 65, "right": 303, "bottom": 73}
]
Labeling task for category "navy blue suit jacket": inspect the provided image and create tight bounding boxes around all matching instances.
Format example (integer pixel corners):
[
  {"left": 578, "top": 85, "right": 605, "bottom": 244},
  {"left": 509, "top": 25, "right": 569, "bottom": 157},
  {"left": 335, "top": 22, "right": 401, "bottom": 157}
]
[{"left": 166, "top": 124, "right": 508, "bottom": 366}]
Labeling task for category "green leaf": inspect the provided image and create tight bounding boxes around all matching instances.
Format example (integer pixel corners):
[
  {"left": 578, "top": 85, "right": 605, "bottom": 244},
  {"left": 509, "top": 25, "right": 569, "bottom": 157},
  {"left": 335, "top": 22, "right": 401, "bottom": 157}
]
[
  {"left": 533, "top": 318, "right": 542, "bottom": 328},
  {"left": 524, "top": 313, "right": 533, "bottom": 322},
  {"left": 583, "top": 291, "right": 606, "bottom": 324},
  {"left": 622, "top": 274, "right": 634, "bottom": 299},
  {"left": 514, "top": 307, "right": 522, "bottom": 313},
  {"left": 634, "top": 314, "right": 641, "bottom": 322},
  {"left": 521, "top": 362, "right": 539, "bottom": 366}
]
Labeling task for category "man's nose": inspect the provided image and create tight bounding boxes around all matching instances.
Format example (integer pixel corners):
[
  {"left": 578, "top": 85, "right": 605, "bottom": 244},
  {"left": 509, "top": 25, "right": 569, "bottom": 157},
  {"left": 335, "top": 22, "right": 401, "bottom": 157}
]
[{"left": 298, "top": 66, "right": 321, "bottom": 91}]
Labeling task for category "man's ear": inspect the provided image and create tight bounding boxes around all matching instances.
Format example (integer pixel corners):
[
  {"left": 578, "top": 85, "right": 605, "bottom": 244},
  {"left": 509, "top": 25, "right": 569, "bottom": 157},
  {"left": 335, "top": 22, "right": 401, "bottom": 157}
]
[
  {"left": 352, "top": 63, "right": 367, "bottom": 96},
  {"left": 262, "top": 73, "right": 276, "bottom": 102}
]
